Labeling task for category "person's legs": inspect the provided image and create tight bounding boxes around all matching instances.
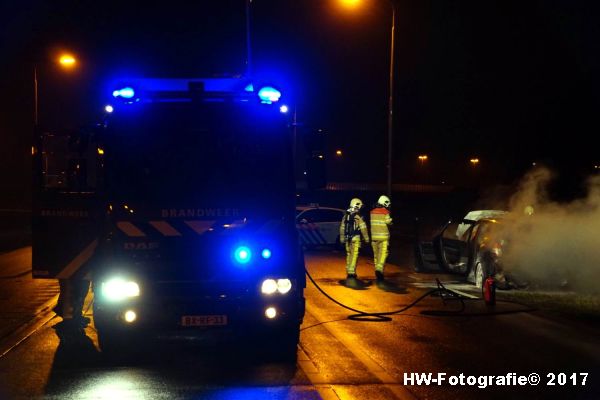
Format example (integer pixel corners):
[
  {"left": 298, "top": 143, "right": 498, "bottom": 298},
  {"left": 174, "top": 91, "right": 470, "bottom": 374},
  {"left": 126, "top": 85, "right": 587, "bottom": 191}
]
[
  {"left": 378, "top": 240, "right": 389, "bottom": 273},
  {"left": 348, "top": 237, "right": 361, "bottom": 276},
  {"left": 372, "top": 241, "right": 381, "bottom": 271}
]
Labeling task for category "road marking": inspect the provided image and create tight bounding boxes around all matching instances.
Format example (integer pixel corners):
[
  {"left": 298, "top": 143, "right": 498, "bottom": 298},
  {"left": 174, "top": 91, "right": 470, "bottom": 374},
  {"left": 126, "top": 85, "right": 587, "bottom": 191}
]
[
  {"left": 302, "top": 308, "right": 417, "bottom": 400},
  {"left": 0, "top": 294, "right": 58, "bottom": 359}
]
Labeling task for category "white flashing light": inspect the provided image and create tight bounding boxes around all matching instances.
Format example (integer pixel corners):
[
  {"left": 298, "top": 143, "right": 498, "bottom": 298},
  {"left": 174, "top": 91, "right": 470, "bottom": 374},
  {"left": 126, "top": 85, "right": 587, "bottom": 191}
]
[{"left": 104, "top": 105, "right": 114, "bottom": 113}]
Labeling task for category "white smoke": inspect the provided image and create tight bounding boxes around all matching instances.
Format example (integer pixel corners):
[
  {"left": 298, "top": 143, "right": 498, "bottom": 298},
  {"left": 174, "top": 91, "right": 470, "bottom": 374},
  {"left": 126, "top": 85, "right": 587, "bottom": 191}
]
[{"left": 500, "top": 167, "right": 600, "bottom": 293}]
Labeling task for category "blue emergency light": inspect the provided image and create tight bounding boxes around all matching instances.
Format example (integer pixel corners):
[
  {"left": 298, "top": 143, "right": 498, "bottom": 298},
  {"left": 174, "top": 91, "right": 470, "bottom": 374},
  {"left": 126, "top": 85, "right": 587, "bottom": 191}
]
[
  {"left": 234, "top": 246, "right": 252, "bottom": 264},
  {"left": 261, "top": 249, "right": 272, "bottom": 259},
  {"left": 112, "top": 87, "right": 136, "bottom": 99},
  {"left": 257, "top": 86, "right": 281, "bottom": 104}
]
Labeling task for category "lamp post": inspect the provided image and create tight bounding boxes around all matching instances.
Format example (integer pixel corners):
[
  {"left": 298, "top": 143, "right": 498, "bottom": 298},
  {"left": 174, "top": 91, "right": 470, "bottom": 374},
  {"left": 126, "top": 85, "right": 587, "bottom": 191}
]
[
  {"left": 339, "top": 0, "right": 397, "bottom": 196},
  {"left": 34, "top": 52, "right": 78, "bottom": 126}
]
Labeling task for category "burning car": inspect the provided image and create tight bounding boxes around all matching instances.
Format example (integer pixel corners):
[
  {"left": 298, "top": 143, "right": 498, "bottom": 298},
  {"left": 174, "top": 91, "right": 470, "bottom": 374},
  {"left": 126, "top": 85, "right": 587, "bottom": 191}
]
[{"left": 415, "top": 210, "right": 527, "bottom": 290}]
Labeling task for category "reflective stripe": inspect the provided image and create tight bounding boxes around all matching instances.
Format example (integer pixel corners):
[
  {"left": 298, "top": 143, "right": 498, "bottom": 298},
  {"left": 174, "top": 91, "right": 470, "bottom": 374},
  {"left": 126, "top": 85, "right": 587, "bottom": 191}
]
[
  {"left": 149, "top": 221, "right": 182, "bottom": 237},
  {"left": 56, "top": 239, "right": 98, "bottom": 279},
  {"left": 117, "top": 222, "right": 146, "bottom": 237},
  {"left": 184, "top": 220, "right": 215, "bottom": 235}
]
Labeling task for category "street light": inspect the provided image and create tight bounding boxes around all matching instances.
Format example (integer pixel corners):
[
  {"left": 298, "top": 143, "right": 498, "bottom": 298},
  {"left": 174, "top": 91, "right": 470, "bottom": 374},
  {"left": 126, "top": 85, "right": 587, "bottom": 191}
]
[
  {"left": 34, "top": 52, "right": 78, "bottom": 125},
  {"left": 338, "top": 0, "right": 397, "bottom": 196},
  {"left": 470, "top": 158, "right": 480, "bottom": 166},
  {"left": 418, "top": 154, "right": 428, "bottom": 164}
]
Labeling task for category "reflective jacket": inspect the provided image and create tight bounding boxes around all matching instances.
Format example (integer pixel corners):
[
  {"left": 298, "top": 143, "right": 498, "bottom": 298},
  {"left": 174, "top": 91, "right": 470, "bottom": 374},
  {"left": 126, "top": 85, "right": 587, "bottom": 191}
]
[
  {"left": 370, "top": 207, "right": 392, "bottom": 241},
  {"left": 339, "top": 212, "right": 370, "bottom": 243}
]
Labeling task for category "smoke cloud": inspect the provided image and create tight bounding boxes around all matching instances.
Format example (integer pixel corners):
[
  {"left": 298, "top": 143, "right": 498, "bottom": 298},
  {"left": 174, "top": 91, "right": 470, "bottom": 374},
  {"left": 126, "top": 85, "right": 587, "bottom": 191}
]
[{"left": 499, "top": 167, "right": 600, "bottom": 293}]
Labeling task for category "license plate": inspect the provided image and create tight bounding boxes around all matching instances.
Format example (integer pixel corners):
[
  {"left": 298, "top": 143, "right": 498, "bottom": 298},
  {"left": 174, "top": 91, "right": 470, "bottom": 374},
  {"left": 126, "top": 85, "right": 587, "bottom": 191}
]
[{"left": 181, "top": 315, "right": 228, "bottom": 327}]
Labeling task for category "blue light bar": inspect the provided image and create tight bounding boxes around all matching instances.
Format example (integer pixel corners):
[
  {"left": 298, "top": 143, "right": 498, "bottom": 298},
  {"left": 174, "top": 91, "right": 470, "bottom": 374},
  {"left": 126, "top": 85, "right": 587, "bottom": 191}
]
[
  {"left": 112, "top": 87, "right": 135, "bottom": 99},
  {"left": 257, "top": 86, "right": 281, "bottom": 104}
]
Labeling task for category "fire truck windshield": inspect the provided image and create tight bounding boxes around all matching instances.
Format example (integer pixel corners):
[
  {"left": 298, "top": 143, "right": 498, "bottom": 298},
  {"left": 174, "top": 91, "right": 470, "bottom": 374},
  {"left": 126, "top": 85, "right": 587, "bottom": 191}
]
[{"left": 104, "top": 101, "right": 294, "bottom": 212}]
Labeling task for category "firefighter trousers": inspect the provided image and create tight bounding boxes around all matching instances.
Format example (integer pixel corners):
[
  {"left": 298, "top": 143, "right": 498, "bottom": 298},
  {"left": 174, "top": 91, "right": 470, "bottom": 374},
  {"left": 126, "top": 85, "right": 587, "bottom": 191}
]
[
  {"left": 345, "top": 236, "right": 361, "bottom": 275},
  {"left": 372, "top": 240, "right": 389, "bottom": 273}
]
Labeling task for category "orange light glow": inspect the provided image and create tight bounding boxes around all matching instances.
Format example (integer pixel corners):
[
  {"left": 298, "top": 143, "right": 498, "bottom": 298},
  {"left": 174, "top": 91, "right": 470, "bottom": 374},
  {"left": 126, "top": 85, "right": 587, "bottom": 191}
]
[
  {"left": 470, "top": 158, "right": 480, "bottom": 165},
  {"left": 58, "top": 54, "right": 77, "bottom": 68},
  {"left": 339, "top": 0, "right": 361, "bottom": 8},
  {"left": 336, "top": 150, "right": 343, "bottom": 156},
  {"left": 418, "top": 155, "right": 428, "bottom": 162}
]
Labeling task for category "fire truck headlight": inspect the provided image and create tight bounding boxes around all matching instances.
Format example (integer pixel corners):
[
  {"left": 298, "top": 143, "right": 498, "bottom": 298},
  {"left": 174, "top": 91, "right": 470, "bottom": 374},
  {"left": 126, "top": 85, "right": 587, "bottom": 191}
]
[
  {"left": 276, "top": 279, "right": 292, "bottom": 294},
  {"left": 101, "top": 278, "right": 140, "bottom": 301},
  {"left": 261, "top": 279, "right": 278, "bottom": 295},
  {"left": 261, "top": 278, "right": 292, "bottom": 295}
]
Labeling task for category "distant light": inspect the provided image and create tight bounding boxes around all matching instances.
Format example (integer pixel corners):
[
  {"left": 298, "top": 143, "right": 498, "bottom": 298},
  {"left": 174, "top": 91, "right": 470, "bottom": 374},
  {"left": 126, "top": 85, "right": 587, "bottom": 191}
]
[
  {"left": 31, "top": 146, "right": 36, "bottom": 155},
  {"left": 279, "top": 104, "right": 289, "bottom": 113},
  {"left": 418, "top": 155, "right": 428, "bottom": 162},
  {"left": 244, "top": 83, "right": 254, "bottom": 92},
  {"left": 318, "top": 155, "right": 324, "bottom": 159},
  {"left": 532, "top": 162, "right": 537, "bottom": 167},
  {"left": 470, "top": 158, "right": 480, "bottom": 165},
  {"left": 303, "top": 171, "right": 307, "bottom": 175},
  {"left": 97, "top": 148, "right": 105, "bottom": 155},
  {"left": 234, "top": 246, "right": 252, "bottom": 264},
  {"left": 112, "top": 87, "right": 135, "bottom": 99},
  {"left": 58, "top": 54, "right": 76, "bottom": 68},
  {"left": 257, "top": 86, "right": 281, "bottom": 104},
  {"left": 261, "top": 249, "right": 272, "bottom": 259},
  {"left": 336, "top": 150, "right": 343, "bottom": 156},
  {"left": 104, "top": 105, "right": 114, "bottom": 113}
]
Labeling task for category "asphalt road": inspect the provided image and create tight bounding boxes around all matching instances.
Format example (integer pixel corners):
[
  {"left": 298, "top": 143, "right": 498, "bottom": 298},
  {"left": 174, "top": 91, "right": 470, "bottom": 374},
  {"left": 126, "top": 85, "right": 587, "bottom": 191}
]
[{"left": 0, "top": 246, "right": 598, "bottom": 399}]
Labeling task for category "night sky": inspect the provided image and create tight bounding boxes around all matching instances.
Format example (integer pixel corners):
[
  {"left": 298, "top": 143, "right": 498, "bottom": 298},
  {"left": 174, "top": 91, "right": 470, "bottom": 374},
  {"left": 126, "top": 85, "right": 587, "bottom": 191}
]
[{"left": 1, "top": 0, "right": 599, "bottom": 206}]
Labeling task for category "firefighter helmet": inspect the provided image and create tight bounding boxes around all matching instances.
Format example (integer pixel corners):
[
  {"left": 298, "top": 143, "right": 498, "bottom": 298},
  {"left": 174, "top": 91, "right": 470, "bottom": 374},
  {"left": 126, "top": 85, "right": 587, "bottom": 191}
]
[
  {"left": 349, "top": 198, "right": 363, "bottom": 212},
  {"left": 377, "top": 195, "right": 391, "bottom": 209}
]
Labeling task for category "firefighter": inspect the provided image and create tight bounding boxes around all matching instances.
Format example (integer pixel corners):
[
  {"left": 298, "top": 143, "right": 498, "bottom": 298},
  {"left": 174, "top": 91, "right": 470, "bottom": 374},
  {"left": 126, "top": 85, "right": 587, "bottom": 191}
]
[
  {"left": 54, "top": 278, "right": 90, "bottom": 329},
  {"left": 339, "top": 198, "right": 370, "bottom": 279},
  {"left": 370, "top": 195, "right": 392, "bottom": 281}
]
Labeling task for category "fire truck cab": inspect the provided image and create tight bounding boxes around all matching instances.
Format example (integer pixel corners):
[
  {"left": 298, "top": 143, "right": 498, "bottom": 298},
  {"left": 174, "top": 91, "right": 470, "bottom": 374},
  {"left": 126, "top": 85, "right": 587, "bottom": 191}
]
[{"left": 33, "top": 77, "right": 305, "bottom": 360}]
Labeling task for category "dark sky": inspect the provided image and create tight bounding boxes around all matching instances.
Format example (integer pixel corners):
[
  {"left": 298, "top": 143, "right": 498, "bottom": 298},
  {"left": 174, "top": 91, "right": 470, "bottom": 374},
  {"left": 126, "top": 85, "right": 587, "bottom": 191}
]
[{"left": 1, "top": 0, "right": 599, "bottom": 205}]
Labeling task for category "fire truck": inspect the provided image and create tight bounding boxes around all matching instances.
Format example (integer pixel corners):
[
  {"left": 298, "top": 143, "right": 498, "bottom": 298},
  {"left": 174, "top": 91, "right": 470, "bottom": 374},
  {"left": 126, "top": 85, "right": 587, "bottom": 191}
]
[{"left": 32, "top": 77, "right": 305, "bottom": 359}]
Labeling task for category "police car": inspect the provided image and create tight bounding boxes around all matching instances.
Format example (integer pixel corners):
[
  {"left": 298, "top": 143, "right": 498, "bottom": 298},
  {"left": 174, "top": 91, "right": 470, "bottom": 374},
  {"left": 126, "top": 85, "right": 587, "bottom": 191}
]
[{"left": 295, "top": 205, "right": 345, "bottom": 248}]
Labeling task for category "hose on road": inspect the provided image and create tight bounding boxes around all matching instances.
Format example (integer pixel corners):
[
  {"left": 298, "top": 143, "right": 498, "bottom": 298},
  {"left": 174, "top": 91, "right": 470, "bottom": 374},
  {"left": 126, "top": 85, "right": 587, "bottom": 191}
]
[{"left": 305, "top": 267, "right": 536, "bottom": 322}]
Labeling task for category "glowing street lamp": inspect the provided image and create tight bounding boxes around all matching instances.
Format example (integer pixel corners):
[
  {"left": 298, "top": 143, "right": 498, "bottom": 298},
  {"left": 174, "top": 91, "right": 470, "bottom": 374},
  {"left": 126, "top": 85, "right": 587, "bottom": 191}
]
[
  {"left": 418, "top": 154, "right": 428, "bottom": 164},
  {"left": 58, "top": 53, "right": 77, "bottom": 69},
  {"left": 470, "top": 158, "right": 480, "bottom": 166},
  {"left": 34, "top": 51, "right": 79, "bottom": 125},
  {"left": 336, "top": 150, "right": 343, "bottom": 156}
]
